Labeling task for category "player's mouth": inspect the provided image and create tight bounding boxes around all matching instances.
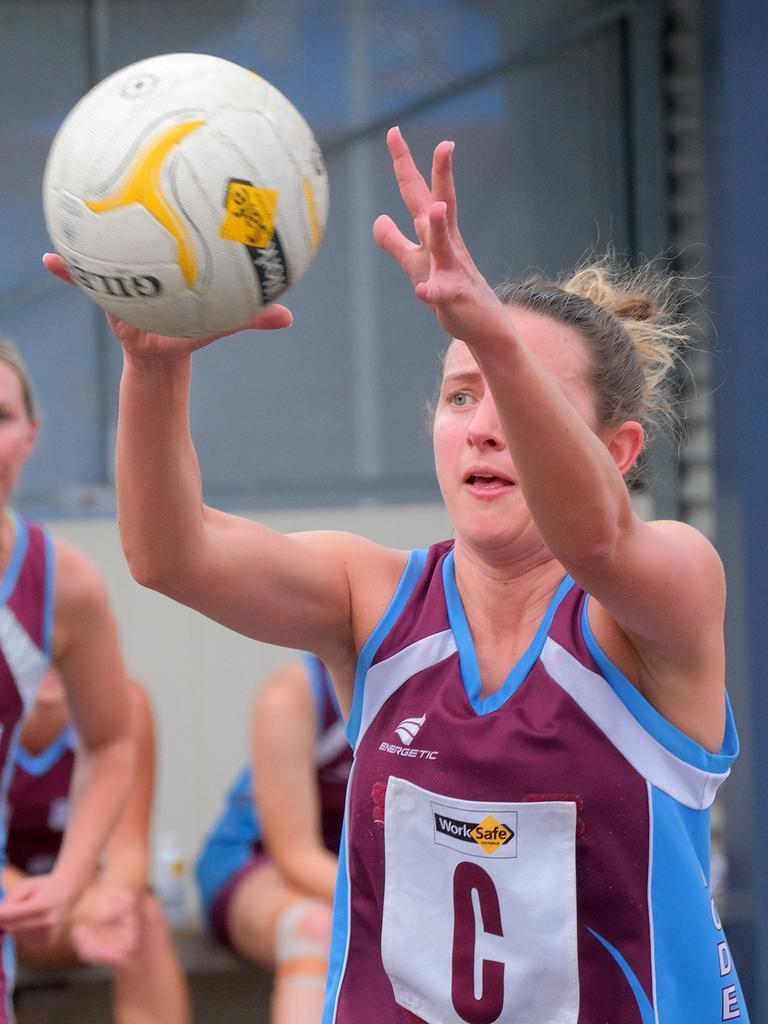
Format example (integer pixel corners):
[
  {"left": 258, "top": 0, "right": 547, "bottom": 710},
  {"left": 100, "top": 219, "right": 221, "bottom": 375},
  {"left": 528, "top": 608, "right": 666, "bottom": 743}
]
[{"left": 464, "top": 468, "right": 515, "bottom": 496}]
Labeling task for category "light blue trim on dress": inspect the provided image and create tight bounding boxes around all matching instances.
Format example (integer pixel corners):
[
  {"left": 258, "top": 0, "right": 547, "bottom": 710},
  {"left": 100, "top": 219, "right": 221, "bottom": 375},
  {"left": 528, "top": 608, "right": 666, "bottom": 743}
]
[
  {"left": 580, "top": 597, "right": 738, "bottom": 772},
  {"left": 42, "top": 528, "right": 56, "bottom": 658},
  {"left": 346, "top": 548, "right": 428, "bottom": 747},
  {"left": 304, "top": 651, "right": 327, "bottom": 732},
  {"left": 442, "top": 548, "right": 575, "bottom": 715},
  {"left": 0, "top": 511, "right": 28, "bottom": 606},
  {"left": 1, "top": 932, "right": 15, "bottom": 1022},
  {"left": 15, "top": 725, "right": 77, "bottom": 776},
  {"left": 322, "top": 812, "right": 351, "bottom": 1024},
  {"left": 588, "top": 928, "right": 655, "bottom": 1024},
  {"left": 649, "top": 787, "right": 750, "bottom": 1021}
]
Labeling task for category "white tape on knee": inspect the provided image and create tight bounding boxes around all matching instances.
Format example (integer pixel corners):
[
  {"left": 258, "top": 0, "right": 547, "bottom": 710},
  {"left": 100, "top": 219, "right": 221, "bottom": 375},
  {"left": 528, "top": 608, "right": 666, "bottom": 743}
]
[{"left": 274, "top": 898, "right": 329, "bottom": 967}]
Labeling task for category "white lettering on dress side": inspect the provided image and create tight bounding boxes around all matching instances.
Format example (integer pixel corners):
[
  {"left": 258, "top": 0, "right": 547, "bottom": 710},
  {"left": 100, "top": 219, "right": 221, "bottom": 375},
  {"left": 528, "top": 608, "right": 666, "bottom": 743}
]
[
  {"left": 717, "top": 941, "right": 732, "bottom": 977},
  {"left": 721, "top": 984, "right": 741, "bottom": 1021}
]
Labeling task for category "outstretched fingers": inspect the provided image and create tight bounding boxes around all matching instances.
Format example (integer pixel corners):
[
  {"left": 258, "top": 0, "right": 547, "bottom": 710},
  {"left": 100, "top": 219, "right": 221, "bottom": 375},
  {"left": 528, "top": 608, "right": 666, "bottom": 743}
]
[
  {"left": 427, "top": 201, "right": 455, "bottom": 266},
  {"left": 373, "top": 213, "right": 420, "bottom": 269},
  {"left": 431, "top": 141, "right": 458, "bottom": 234},
  {"left": 414, "top": 201, "right": 457, "bottom": 306},
  {"left": 386, "top": 126, "right": 432, "bottom": 225},
  {"left": 386, "top": 128, "right": 458, "bottom": 242}
]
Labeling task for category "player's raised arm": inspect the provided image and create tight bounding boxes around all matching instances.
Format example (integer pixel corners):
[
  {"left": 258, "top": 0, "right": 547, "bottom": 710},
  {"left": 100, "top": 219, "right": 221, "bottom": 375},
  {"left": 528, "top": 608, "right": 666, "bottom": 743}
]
[
  {"left": 44, "top": 256, "right": 404, "bottom": 686},
  {"left": 113, "top": 318, "right": 374, "bottom": 662},
  {"left": 375, "top": 126, "right": 726, "bottom": 749}
]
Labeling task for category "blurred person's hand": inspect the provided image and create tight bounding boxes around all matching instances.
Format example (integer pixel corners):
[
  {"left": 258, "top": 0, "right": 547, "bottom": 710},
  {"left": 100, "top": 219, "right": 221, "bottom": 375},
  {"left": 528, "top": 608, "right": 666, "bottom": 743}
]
[
  {"left": 0, "top": 870, "right": 79, "bottom": 946},
  {"left": 70, "top": 881, "right": 139, "bottom": 965}
]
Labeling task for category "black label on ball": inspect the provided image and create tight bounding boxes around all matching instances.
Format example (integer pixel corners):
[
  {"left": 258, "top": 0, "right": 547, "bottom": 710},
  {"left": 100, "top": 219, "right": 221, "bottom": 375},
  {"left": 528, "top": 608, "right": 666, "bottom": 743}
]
[
  {"left": 245, "top": 230, "right": 290, "bottom": 304},
  {"left": 68, "top": 262, "right": 163, "bottom": 298}
]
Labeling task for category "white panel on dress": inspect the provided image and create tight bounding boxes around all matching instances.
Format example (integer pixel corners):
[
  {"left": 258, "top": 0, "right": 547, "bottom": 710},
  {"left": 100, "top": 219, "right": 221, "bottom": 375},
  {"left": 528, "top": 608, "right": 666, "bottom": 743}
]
[
  {"left": 381, "top": 777, "right": 580, "bottom": 1024},
  {"left": 0, "top": 605, "right": 49, "bottom": 713},
  {"left": 356, "top": 630, "right": 457, "bottom": 753},
  {"left": 541, "top": 637, "right": 727, "bottom": 810},
  {"left": 315, "top": 719, "right": 350, "bottom": 767}
]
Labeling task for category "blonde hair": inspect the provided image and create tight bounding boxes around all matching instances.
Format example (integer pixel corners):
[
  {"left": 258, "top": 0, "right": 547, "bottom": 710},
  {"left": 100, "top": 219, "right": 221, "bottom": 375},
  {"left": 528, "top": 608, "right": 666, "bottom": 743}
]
[
  {"left": 495, "top": 254, "right": 689, "bottom": 436},
  {"left": 0, "top": 336, "right": 37, "bottom": 421}
]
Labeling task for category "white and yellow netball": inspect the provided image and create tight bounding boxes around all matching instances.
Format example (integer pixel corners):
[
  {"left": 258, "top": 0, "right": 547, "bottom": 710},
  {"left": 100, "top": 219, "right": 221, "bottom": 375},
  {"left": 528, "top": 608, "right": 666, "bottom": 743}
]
[{"left": 43, "top": 52, "right": 328, "bottom": 338}]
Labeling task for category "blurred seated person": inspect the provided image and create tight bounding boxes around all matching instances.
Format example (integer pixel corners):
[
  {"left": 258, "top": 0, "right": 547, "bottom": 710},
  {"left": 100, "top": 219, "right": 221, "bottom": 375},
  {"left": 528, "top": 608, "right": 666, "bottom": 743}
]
[
  {"left": 4, "top": 669, "right": 191, "bottom": 1024},
  {"left": 196, "top": 655, "right": 351, "bottom": 1024}
]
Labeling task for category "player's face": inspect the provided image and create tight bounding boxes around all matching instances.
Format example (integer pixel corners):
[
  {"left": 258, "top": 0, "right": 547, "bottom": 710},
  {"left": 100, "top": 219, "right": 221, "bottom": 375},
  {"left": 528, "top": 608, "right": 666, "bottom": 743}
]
[
  {"left": 0, "top": 362, "right": 38, "bottom": 508},
  {"left": 432, "top": 309, "right": 597, "bottom": 557}
]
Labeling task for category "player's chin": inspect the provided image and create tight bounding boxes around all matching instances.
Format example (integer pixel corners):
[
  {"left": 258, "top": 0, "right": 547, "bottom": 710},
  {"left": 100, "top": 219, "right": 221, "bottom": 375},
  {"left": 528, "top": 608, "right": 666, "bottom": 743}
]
[
  {"left": 458, "top": 482, "right": 520, "bottom": 516},
  {"left": 456, "top": 498, "right": 529, "bottom": 544}
]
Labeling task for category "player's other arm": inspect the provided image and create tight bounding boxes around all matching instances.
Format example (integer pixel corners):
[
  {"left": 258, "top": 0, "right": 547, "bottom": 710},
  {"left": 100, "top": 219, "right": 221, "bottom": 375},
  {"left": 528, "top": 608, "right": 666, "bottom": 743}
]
[{"left": 115, "top": 344, "right": 399, "bottom": 664}]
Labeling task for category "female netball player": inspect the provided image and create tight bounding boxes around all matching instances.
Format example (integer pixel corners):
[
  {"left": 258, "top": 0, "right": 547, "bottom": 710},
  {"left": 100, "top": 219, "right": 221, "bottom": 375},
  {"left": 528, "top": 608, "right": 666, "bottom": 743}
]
[
  {"left": 4, "top": 669, "right": 190, "bottom": 1024},
  {"left": 44, "top": 125, "right": 749, "bottom": 1023},
  {"left": 196, "top": 654, "right": 350, "bottom": 1024},
  {"left": 0, "top": 337, "right": 133, "bottom": 1022}
]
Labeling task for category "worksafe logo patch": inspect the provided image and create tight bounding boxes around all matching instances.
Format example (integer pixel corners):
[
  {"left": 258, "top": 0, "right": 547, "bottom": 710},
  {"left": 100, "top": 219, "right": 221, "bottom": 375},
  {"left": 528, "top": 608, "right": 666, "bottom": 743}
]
[{"left": 433, "top": 807, "right": 518, "bottom": 858}]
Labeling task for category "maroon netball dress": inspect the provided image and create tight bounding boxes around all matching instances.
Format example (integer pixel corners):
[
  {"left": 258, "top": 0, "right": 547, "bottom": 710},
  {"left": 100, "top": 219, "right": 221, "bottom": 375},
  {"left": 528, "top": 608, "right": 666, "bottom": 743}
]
[
  {"left": 323, "top": 540, "right": 748, "bottom": 1024},
  {"left": 0, "top": 514, "right": 54, "bottom": 1020},
  {"left": 6, "top": 725, "right": 77, "bottom": 877}
]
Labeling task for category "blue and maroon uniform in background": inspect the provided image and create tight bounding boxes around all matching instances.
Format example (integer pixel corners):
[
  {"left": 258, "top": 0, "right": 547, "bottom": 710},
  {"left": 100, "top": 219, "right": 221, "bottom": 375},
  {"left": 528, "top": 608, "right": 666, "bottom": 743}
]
[
  {"left": 0, "top": 514, "right": 55, "bottom": 1021},
  {"left": 6, "top": 725, "right": 76, "bottom": 877},
  {"left": 195, "top": 654, "right": 351, "bottom": 949},
  {"left": 324, "top": 540, "right": 748, "bottom": 1024}
]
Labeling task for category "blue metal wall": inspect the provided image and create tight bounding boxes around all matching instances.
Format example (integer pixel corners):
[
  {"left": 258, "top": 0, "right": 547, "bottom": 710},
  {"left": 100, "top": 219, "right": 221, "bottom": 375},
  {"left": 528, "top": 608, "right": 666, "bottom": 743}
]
[
  {"left": 705, "top": 0, "right": 768, "bottom": 1015},
  {"left": 0, "top": 1, "right": 659, "bottom": 518}
]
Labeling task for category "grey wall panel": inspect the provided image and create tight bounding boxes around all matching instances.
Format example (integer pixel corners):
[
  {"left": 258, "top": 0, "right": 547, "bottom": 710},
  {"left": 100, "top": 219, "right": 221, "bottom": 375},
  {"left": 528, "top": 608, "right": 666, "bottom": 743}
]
[{"left": 0, "top": 0, "right": 664, "bottom": 517}]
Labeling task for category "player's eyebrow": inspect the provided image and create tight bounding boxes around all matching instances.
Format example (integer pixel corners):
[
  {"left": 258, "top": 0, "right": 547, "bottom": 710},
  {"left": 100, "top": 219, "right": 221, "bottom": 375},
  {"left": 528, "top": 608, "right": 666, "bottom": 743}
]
[{"left": 441, "top": 369, "right": 482, "bottom": 387}]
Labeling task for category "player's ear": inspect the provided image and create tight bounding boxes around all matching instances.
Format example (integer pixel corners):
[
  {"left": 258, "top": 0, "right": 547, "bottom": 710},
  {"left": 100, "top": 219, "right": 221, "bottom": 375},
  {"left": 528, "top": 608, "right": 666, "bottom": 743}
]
[
  {"left": 606, "top": 420, "right": 644, "bottom": 477},
  {"left": 22, "top": 417, "right": 39, "bottom": 459}
]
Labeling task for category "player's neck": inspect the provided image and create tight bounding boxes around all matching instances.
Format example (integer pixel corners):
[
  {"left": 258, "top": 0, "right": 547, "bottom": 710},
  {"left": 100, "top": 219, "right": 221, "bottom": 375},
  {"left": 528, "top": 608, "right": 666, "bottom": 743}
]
[{"left": 452, "top": 544, "right": 565, "bottom": 633}]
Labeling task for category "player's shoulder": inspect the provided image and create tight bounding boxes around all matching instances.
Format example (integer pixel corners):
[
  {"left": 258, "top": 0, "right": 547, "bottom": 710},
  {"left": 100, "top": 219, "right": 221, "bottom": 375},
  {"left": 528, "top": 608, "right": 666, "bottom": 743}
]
[
  {"left": 649, "top": 517, "right": 718, "bottom": 547},
  {"left": 294, "top": 528, "right": 408, "bottom": 574},
  {"left": 648, "top": 518, "right": 724, "bottom": 580},
  {"left": 293, "top": 527, "right": 410, "bottom": 614},
  {"left": 322, "top": 530, "right": 411, "bottom": 589},
  {"left": 126, "top": 675, "right": 154, "bottom": 717},
  {"left": 50, "top": 537, "right": 110, "bottom": 613},
  {"left": 252, "top": 659, "right": 315, "bottom": 721}
]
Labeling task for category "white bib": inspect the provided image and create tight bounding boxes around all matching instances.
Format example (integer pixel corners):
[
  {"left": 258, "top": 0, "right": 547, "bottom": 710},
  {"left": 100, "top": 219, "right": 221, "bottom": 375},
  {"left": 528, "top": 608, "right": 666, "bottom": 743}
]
[{"left": 381, "top": 777, "right": 579, "bottom": 1024}]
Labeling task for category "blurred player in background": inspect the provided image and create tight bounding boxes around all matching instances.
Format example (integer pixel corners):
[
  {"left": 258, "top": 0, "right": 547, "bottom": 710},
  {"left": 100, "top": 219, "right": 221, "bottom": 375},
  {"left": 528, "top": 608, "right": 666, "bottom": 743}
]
[
  {"left": 196, "top": 655, "right": 350, "bottom": 1024},
  {"left": 0, "top": 336, "right": 134, "bottom": 1022},
  {"left": 4, "top": 669, "right": 191, "bottom": 1024}
]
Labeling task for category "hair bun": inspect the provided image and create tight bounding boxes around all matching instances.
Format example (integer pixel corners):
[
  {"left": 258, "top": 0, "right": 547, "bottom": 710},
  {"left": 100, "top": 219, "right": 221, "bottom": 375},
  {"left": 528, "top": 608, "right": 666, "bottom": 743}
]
[{"left": 611, "top": 294, "right": 656, "bottom": 321}]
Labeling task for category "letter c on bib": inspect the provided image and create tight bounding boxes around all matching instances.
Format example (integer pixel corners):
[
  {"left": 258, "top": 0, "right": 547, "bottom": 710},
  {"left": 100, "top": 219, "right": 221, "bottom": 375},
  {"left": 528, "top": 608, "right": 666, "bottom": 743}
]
[{"left": 451, "top": 861, "right": 504, "bottom": 1024}]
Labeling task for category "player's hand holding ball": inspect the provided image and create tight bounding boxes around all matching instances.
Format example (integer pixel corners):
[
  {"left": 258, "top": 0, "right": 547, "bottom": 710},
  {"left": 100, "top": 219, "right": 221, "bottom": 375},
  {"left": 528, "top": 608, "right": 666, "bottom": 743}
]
[
  {"left": 42, "top": 52, "right": 326, "bottom": 349},
  {"left": 43, "top": 251, "right": 292, "bottom": 359}
]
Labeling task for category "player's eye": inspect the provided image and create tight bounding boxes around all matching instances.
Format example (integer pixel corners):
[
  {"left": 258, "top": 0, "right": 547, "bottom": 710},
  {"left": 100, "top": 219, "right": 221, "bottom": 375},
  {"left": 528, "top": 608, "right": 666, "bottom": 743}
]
[{"left": 448, "top": 390, "right": 470, "bottom": 407}]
